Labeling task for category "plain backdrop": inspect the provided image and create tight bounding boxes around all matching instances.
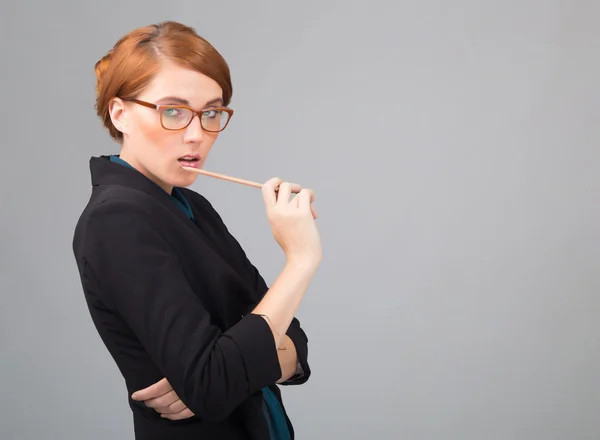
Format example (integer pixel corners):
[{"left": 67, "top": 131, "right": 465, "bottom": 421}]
[{"left": 1, "top": 1, "right": 599, "bottom": 439}]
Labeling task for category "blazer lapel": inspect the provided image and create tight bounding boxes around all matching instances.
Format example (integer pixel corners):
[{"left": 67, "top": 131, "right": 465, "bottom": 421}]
[{"left": 187, "top": 201, "right": 249, "bottom": 282}]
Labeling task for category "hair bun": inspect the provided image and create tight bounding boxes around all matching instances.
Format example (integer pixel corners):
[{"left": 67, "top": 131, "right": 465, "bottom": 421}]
[{"left": 94, "top": 50, "right": 113, "bottom": 96}]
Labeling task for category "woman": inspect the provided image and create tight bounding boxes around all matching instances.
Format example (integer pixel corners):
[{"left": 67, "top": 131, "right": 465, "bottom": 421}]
[{"left": 72, "top": 21, "right": 321, "bottom": 440}]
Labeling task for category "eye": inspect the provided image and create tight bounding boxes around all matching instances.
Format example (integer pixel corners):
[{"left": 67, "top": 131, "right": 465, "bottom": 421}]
[
  {"left": 163, "top": 108, "right": 183, "bottom": 118},
  {"left": 203, "top": 110, "right": 218, "bottom": 119}
]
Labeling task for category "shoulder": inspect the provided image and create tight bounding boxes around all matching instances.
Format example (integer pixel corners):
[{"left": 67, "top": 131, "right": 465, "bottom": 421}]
[
  {"left": 93, "top": 184, "right": 158, "bottom": 212},
  {"left": 72, "top": 186, "right": 161, "bottom": 257},
  {"left": 78, "top": 187, "right": 154, "bottom": 228}
]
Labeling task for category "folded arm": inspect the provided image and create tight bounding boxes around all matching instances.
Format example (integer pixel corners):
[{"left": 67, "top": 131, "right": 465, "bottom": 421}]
[{"left": 84, "top": 201, "right": 283, "bottom": 422}]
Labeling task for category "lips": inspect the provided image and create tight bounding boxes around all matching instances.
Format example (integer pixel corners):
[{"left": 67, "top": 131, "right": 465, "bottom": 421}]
[{"left": 178, "top": 155, "right": 201, "bottom": 168}]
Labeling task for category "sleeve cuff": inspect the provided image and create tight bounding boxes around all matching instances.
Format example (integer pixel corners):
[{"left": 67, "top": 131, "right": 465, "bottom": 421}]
[
  {"left": 282, "top": 320, "right": 311, "bottom": 385},
  {"left": 224, "top": 313, "right": 282, "bottom": 393}
]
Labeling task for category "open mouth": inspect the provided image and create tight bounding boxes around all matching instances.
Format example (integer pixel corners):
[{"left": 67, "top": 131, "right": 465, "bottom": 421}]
[{"left": 178, "top": 155, "right": 201, "bottom": 168}]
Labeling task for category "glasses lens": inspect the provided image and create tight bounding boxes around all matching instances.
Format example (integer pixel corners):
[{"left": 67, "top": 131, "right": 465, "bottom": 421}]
[
  {"left": 202, "top": 109, "right": 230, "bottom": 132},
  {"left": 161, "top": 107, "right": 193, "bottom": 130}
]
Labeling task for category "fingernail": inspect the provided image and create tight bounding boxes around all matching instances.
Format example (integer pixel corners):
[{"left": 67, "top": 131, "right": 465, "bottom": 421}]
[{"left": 131, "top": 392, "right": 138, "bottom": 400}]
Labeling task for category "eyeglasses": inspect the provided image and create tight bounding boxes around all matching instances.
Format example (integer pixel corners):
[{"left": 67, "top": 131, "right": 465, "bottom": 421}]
[{"left": 124, "top": 98, "right": 234, "bottom": 132}]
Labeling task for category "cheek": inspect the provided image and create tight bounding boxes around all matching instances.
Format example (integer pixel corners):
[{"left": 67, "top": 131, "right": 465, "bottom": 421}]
[
  {"left": 135, "top": 114, "right": 182, "bottom": 151},
  {"left": 137, "top": 115, "right": 167, "bottom": 142},
  {"left": 202, "top": 133, "right": 219, "bottom": 152}
]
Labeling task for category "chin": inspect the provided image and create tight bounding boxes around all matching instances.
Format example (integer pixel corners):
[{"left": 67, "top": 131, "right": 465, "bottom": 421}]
[{"left": 171, "top": 172, "right": 198, "bottom": 188}]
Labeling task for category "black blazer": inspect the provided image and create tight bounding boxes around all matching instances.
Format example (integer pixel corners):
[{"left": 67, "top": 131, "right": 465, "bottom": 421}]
[{"left": 72, "top": 156, "right": 311, "bottom": 440}]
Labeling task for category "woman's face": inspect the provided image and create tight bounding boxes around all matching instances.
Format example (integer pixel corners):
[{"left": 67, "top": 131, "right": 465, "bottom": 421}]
[{"left": 109, "top": 59, "right": 225, "bottom": 193}]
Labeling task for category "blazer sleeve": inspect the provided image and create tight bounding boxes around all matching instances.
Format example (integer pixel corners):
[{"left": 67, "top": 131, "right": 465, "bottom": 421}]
[
  {"left": 189, "top": 191, "right": 312, "bottom": 385},
  {"left": 247, "top": 263, "right": 311, "bottom": 386},
  {"left": 82, "top": 200, "right": 282, "bottom": 422},
  {"left": 280, "top": 316, "right": 311, "bottom": 385}
]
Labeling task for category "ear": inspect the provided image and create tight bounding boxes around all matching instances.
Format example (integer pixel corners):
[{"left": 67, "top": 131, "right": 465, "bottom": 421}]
[{"left": 108, "top": 97, "right": 129, "bottom": 136}]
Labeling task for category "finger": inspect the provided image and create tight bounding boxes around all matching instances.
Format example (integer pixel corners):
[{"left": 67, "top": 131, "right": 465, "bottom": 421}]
[
  {"left": 156, "top": 399, "right": 187, "bottom": 414},
  {"left": 131, "top": 378, "right": 172, "bottom": 401},
  {"left": 295, "top": 189, "right": 317, "bottom": 218},
  {"left": 143, "top": 390, "right": 178, "bottom": 409},
  {"left": 276, "top": 182, "right": 292, "bottom": 204},
  {"left": 288, "top": 183, "right": 302, "bottom": 194},
  {"left": 276, "top": 183, "right": 301, "bottom": 205},
  {"left": 262, "top": 177, "right": 282, "bottom": 207},
  {"left": 161, "top": 408, "right": 195, "bottom": 421},
  {"left": 298, "top": 189, "right": 315, "bottom": 211}
]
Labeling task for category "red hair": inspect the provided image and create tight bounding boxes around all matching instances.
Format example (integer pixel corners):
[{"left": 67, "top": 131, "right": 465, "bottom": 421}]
[{"left": 94, "top": 21, "right": 232, "bottom": 142}]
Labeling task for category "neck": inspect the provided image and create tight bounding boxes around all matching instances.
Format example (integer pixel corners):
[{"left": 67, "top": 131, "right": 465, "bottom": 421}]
[{"left": 119, "top": 148, "right": 173, "bottom": 194}]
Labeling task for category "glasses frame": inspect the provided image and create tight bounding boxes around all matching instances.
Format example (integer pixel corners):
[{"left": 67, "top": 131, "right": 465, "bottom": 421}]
[{"left": 124, "top": 98, "right": 234, "bottom": 133}]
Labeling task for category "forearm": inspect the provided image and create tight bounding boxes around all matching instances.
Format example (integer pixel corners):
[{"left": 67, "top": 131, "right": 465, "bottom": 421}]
[{"left": 251, "top": 258, "right": 317, "bottom": 349}]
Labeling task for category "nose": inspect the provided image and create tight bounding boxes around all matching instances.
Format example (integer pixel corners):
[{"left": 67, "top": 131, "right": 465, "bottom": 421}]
[{"left": 183, "top": 114, "right": 205, "bottom": 143}]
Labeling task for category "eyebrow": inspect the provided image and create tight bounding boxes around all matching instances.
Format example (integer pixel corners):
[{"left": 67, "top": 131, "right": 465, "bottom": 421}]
[{"left": 155, "top": 96, "right": 224, "bottom": 107}]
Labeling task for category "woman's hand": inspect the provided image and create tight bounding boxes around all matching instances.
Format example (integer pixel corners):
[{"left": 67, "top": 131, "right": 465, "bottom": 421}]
[
  {"left": 262, "top": 178, "right": 322, "bottom": 265},
  {"left": 131, "top": 378, "right": 194, "bottom": 420}
]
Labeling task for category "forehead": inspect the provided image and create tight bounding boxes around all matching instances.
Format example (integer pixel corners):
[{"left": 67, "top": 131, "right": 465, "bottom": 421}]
[{"left": 141, "top": 59, "right": 223, "bottom": 107}]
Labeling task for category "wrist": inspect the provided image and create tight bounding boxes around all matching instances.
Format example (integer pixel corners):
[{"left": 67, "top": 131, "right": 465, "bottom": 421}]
[{"left": 285, "top": 255, "right": 320, "bottom": 275}]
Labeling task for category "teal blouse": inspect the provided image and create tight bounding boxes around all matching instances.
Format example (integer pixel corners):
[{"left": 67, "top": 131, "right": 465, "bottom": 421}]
[{"left": 109, "top": 155, "right": 290, "bottom": 440}]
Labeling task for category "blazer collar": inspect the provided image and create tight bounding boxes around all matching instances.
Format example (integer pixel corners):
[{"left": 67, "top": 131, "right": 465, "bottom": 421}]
[
  {"left": 89, "top": 154, "right": 200, "bottom": 232},
  {"left": 90, "top": 155, "right": 170, "bottom": 197}
]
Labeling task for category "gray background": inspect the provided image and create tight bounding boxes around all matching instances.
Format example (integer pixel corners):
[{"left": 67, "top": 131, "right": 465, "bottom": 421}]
[{"left": 1, "top": 0, "right": 599, "bottom": 439}]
